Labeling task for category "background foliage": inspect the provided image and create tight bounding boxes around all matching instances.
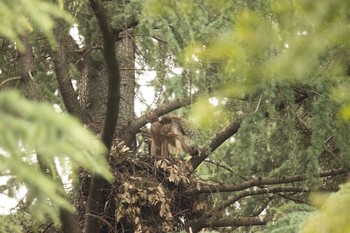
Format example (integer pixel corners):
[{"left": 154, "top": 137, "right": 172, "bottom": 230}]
[{"left": 0, "top": 0, "right": 350, "bottom": 232}]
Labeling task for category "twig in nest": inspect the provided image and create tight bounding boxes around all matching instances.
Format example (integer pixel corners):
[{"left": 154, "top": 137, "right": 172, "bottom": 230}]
[{"left": 0, "top": 76, "right": 22, "bottom": 87}]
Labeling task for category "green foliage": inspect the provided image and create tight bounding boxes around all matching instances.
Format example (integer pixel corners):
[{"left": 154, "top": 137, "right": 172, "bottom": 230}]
[
  {"left": 137, "top": 0, "right": 237, "bottom": 102},
  {"left": 138, "top": 1, "right": 350, "bottom": 232},
  {"left": 333, "top": 79, "right": 350, "bottom": 121},
  {"left": 0, "top": 212, "right": 32, "bottom": 233},
  {"left": 0, "top": 91, "right": 113, "bottom": 225},
  {"left": 159, "top": 0, "right": 350, "bottom": 182},
  {"left": 301, "top": 182, "right": 350, "bottom": 233},
  {"left": 263, "top": 202, "right": 314, "bottom": 233},
  {"left": 264, "top": 211, "right": 311, "bottom": 233},
  {"left": 178, "top": 0, "right": 350, "bottom": 113},
  {"left": 0, "top": 0, "right": 73, "bottom": 50},
  {"left": 0, "top": 0, "right": 349, "bottom": 231}
]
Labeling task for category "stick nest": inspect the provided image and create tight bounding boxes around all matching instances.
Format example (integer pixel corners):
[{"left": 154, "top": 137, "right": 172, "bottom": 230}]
[{"left": 104, "top": 151, "right": 212, "bottom": 233}]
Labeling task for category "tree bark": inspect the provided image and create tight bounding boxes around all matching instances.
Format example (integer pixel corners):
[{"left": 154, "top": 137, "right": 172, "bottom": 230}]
[
  {"left": 79, "top": 54, "right": 107, "bottom": 124},
  {"left": 18, "top": 34, "right": 41, "bottom": 100},
  {"left": 115, "top": 32, "right": 135, "bottom": 132}
]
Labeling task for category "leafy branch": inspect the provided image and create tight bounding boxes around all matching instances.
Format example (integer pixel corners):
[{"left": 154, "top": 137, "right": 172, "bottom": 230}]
[{"left": 0, "top": 91, "right": 111, "bottom": 230}]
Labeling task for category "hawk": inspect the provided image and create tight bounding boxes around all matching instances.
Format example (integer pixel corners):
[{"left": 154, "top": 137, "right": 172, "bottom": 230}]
[{"left": 150, "top": 115, "right": 198, "bottom": 157}]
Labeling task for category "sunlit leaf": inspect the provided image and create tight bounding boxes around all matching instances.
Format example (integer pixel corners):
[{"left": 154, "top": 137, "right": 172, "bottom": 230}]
[
  {"left": 301, "top": 183, "right": 350, "bottom": 233},
  {"left": 340, "top": 102, "right": 350, "bottom": 121}
]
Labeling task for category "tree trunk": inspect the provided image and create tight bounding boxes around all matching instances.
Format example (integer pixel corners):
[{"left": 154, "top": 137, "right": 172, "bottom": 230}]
[
  {"left": 79, "top": 55, "right": 107, "bottom": 124},
  {"left": 99, "top": 31, "right": 136, "bottom": 233},
  {"left": 115, "top": 32, "right": 136, "bottom": 138},
  {"left": 79, "top": 3, "right": 136, "bottom": 231}
]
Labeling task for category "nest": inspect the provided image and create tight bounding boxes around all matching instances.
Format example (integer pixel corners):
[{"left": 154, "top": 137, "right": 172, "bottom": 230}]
[{"left": 104, "top": 152, "right": 211, "bottom": 233}]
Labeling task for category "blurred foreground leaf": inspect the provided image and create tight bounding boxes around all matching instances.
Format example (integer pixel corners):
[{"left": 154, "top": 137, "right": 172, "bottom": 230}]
[
  {"left": 0, "top": 0, "right": 73, "bottom": 49},
  {"left": 0, "top": 90, "right": 113, "bottom": 224},
  {"left": 301, "top": 182, "right": 350, "bottom": 233}
]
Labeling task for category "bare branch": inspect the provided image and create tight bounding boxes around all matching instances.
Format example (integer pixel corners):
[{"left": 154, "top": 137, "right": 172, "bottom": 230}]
[
  {"left": 184, "top": 168, "right": 347, "bottom": 196},
  {"left": 123, "top": 93, "right": 200, "bottom": 146},
  {"left": 206, "top": 187, "right": 307, "bottom": 218},
  {"left": 189, "top": 121, "right": 241, "bottom": 170},
  {"left": 0, "top": 76, "right": 22, "bottom": 87},
  {"left": 278, "top": 193, "right": 310, "bottom": 205},
  {"left": 204, "top": 159, "right": 311, "bottom": 205},
  {"left": 187, "top": 216, "right": 271, "bottom": 233},
  {"left": 52, "top": 21, "right": 88, "bottom": 123},
  {"left": 204, "top": 158, "right": 248, "bottom": 180}
]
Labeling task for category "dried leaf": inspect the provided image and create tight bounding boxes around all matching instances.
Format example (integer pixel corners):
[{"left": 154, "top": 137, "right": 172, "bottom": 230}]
[{"left": 135, "top": 216, "right": 140, "bottom": 224}]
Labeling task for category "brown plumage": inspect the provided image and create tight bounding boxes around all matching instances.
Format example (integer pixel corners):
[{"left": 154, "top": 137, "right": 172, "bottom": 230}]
[
  {"left": 150, "top": 121, "right": 163, "bottom": 156},
  {"left": 150, "top": 115, "right": 198, "bottom": 157}
]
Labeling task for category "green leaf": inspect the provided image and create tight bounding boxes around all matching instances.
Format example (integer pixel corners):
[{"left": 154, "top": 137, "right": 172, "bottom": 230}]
[
  {"left": 0, "top": 0, "right": 73, "bottom": 50},
  {"left": 301, "top": 182, "right": 350, "bottom": 233},
  {"left": 0, "top": 90, "right": 114, "bottom": 225}
]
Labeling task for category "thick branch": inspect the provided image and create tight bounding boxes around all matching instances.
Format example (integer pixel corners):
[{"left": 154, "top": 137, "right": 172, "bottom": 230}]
[
  {"left": 85, "top": 1, "right": 121, "bottom": 233},
  {"left": 52, "top": 21, "right": 88, "bottom": 123},
  {"left": 89, "top": 1, "right": 120, "bottom": 147},
  {"left": 189, "top": 121, "right": 241, "bottom": 170},
  {"left": 184, "top": 168, "right": 347, "bottom": 196},
  {"left": 187, "top": 216, "right": 271, "bottom": 233},
  {"left": 206, "top": 187, "right": 307, "bottom": 218},
  {"left": 123, "top": 93, "right": 199, "bottom": 146}
]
